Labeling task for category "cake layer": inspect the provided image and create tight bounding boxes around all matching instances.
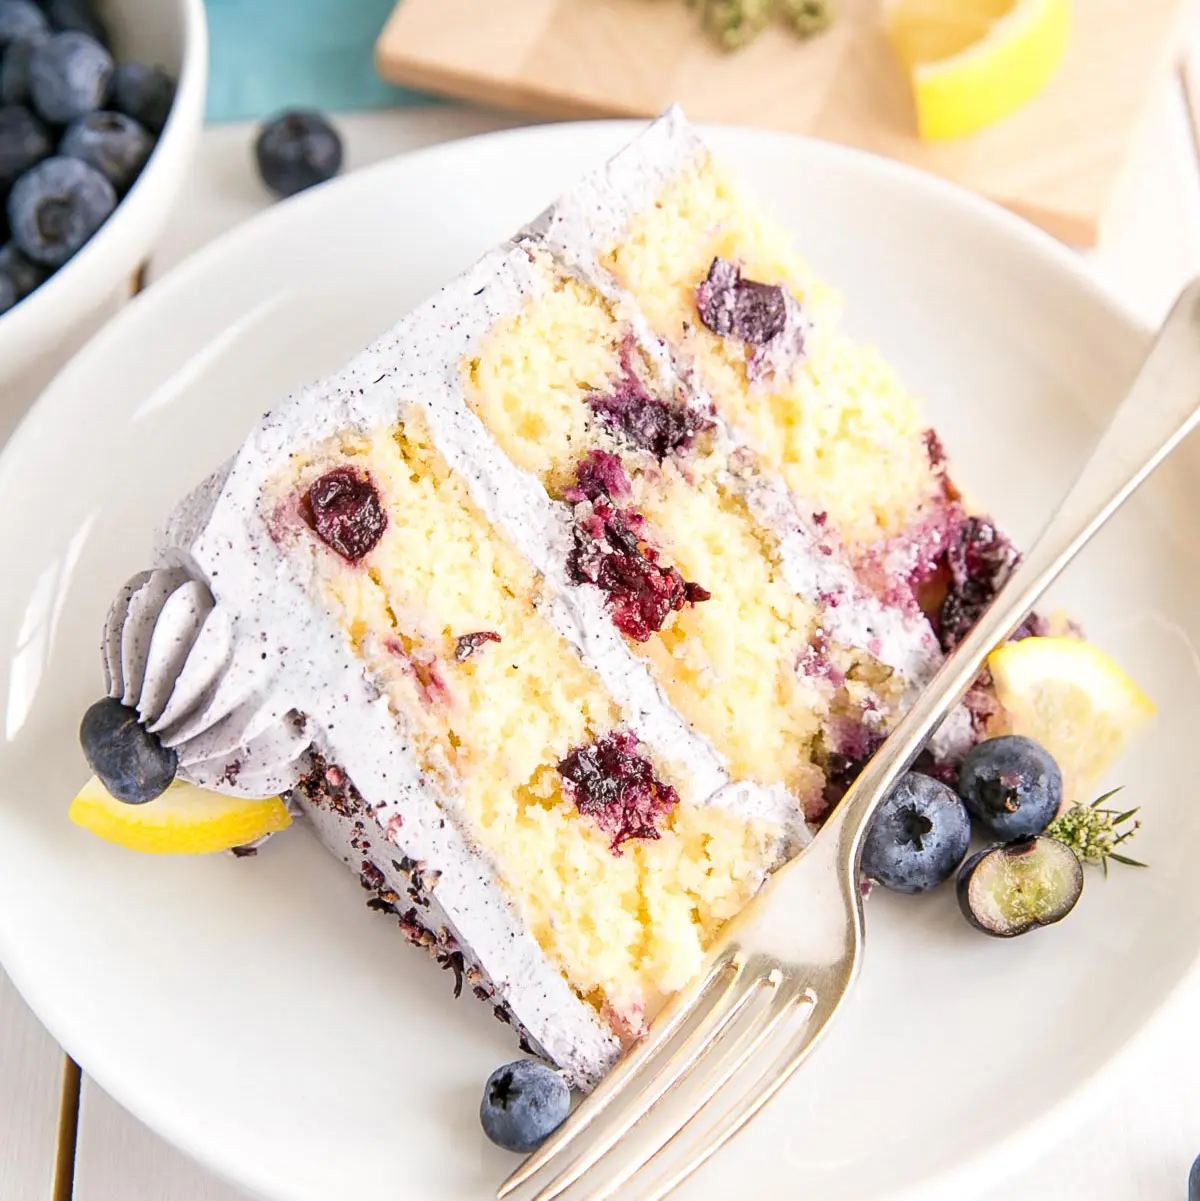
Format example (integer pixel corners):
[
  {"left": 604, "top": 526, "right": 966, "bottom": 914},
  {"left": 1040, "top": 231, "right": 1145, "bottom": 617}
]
[
  {"left": 270, "top": 410, "right": 779, "bottom": 1021},
  {"left": 524, "top": 106, "right": 959, "bottom": 588},
  {"left": 466, "top": 247, "right": 948, "bottom": 814}
]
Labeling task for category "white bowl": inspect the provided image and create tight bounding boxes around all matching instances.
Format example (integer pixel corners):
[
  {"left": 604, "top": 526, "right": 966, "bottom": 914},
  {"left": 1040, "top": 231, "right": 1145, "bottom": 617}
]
[{"left": 0, "top": 0, "right": 207, "bottom": 385}]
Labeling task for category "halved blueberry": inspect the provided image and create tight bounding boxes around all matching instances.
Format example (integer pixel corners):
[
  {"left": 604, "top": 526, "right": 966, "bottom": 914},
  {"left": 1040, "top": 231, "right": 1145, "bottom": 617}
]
[
  {"left": 79, "top": 697, "right": 177, "bottom": 804},
  {"left": 956, "top": 836, "right": 1083, "bottom": 937}
]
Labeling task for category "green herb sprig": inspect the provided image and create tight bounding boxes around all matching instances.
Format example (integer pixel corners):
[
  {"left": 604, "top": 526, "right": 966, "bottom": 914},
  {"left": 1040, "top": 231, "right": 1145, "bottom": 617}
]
[{"left": 1045, "top": 788, "right": 1146, "bottom": 876}]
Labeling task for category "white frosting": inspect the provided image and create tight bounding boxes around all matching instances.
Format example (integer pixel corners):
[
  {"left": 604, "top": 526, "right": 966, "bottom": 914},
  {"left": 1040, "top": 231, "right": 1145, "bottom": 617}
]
[
  {"left": 101, "top": 568, "right": 308, "bottom": 797},
  {"left": 522, "top": 105, "right": 703, "bottom": 268}
]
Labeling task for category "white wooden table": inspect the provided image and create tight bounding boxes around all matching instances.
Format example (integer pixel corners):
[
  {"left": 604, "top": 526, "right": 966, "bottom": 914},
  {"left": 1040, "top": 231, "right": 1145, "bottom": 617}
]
[{"left": 3, "top": 89, "right": 1200, "bottom": 1200}]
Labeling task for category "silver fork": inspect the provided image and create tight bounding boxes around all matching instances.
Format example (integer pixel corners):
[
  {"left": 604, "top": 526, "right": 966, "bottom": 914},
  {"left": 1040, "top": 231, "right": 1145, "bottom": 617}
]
[{"left": 499, "top": 279, "right": 1200, "bottom": 1201}]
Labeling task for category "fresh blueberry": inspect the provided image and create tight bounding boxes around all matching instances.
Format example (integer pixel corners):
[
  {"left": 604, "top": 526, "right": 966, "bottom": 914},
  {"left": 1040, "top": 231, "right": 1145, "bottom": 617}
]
[
  {"left": 79, "top": 697, "right": 177, "bottom": 804},
  {"left": 0, "top": 30, "right": 48, "bottom": 106},
  {"left": 254, "top": 109, "right": 343, "bottom": 198},
  {"left": 0, "top": 266, "right": 14, "bottom": 313},
  {"left": 61, "top": 110, "right": 150, "bottom": 191},
  {"left": 0, "top": 103, "right": 49, "bottom": 189},
  {"left": 957, "top": 836, "right": 1084, "bottom": 937},
  {"left": 43, "top": 0, "right": 108, "bottom": 47},
  {"left": 109, "top": 61, "right": 173, "bottom": 134},
  {"left": 1189, "top": 1152, "right": 1200, "bottom": 1201},
  {"left": 29, "top": 31, "right": 111, "bottom": 124},
  {"left": 861, "top": 771, "right": 971, "bottom": 893},
  {"left": 480, "top": 1060, "right": 570, "bottom": 1153},
  {"left": 0, "top": 238, "right": 44, "bottom": 298},
  {"left": 0, "top": 1, "right": 46, "bottom": 49},
  {"left": 957, "top": 734, "right": 1063, "bottom": 842},
  {"left": 7, "top": 154, "right": 114, "bottom": 265}
]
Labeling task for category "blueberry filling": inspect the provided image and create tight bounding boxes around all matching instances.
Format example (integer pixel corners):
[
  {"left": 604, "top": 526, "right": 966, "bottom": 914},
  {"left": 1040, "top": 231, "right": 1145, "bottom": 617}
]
[
  {"left": 566, "top": 499, "right": 709, "bottom": 641},
  {"left": 562, "top": 449, "right": 630, "bottom": 503},
  {"left": 696, "top": 257, "right": 789, "bottom": 345},
  {"left": 820, "top": 728, "right": 884, "bottom": 814},
  {"left": 933, "top": 515, "right": 1019, "bottom": 651},
  {"left": 585, "top": 339, "right": 710, "bottom": 461},
  {"left": 557, "top": 730, "right": 679, "bottom": 853},
  {"left": 922, "top": 429, "right": 962, "bottom": 504},
  {"left": 300, "top": 466, "right": 386, "bottom": 562}
]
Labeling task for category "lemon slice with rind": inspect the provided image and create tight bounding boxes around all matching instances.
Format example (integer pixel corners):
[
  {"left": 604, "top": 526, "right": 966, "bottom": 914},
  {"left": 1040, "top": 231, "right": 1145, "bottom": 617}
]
[
  {"left": 884, "top": 0, "right": 1072, "bottom": 141},
  {"left": 69, "top": 775, "right": 291, "bottom": 854},
  {"left": 987, "top": 636, "right": 1153, "bottom": 801}
]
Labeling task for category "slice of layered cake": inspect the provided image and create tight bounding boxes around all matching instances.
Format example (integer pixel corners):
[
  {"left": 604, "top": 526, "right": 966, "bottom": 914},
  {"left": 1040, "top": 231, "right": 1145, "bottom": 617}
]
[{"left": 77, "top": 108, "right": 1031, "bottom": 1089}]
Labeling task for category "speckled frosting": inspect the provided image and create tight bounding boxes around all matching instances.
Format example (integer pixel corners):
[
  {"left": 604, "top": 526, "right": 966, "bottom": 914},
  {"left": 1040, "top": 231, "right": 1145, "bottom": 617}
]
[{"left": 103, "top": 107, "right": 974, "bottom": 1088}]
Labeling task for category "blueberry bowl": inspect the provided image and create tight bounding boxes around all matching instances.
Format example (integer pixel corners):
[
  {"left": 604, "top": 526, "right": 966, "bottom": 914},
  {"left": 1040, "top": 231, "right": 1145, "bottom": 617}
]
[{"left": 0, "top": 0, "right": 206, "bottom": 386}]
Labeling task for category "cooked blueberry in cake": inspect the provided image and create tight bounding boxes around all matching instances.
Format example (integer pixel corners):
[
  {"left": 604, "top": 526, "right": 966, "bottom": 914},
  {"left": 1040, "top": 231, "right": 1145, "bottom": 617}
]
[
  {"left": 75, "top": 107, "right": 1126, "bottom": 1090},
  {"left": 585, "top": 339, "right": 711, "bottom": 459},
  {"left": 300, "top": 465, "right": 386, "bottom": 561},
  {"left": 558, "top": 730, "right": 680, "bottom": 852}
]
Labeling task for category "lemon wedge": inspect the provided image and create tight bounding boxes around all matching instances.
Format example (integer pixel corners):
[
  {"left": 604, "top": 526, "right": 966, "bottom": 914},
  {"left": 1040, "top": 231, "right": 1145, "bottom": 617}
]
[
  {"left": 884, "top": 0, "right": 1071, "bottom": 141},
  {"left": 987, "top": 636, "right": 1154, "bottom": 800},
  {"left": 69, "top": 775, "right": 291, "bottom": 854}
]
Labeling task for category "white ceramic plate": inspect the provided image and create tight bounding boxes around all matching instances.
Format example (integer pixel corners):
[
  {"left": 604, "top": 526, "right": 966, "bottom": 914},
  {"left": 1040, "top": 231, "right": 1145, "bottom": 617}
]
[{"left": 0, "top": 122, "right": 1197, "bottom": 1201}]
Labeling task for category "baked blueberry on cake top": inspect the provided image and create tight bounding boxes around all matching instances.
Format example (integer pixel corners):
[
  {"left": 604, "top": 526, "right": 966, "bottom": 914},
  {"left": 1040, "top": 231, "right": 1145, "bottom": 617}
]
[{"left": 71, "top": 108, "right": 1148, "bottom": 1091}]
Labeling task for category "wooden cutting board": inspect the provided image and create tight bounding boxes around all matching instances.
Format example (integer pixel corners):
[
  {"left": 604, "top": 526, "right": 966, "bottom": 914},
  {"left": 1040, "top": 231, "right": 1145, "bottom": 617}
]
[{"left": 376, "top": 0, "right": 1190, "bottom": 246}]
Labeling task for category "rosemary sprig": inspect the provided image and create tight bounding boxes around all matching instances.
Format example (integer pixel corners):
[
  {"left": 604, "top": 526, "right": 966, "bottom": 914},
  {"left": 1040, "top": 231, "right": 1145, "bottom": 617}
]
[{"left": 1045, "top": 788, "right": 1147, "bottom": 877}]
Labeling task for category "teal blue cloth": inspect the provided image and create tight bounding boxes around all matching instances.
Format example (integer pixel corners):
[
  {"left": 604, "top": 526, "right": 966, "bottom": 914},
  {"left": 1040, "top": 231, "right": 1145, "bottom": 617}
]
[{"left": 204, "top": 0, "right": 434, "bottom": 122}]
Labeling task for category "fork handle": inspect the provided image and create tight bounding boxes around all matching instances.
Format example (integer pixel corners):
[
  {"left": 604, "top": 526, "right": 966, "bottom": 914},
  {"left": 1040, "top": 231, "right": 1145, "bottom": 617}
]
[{"left": 831, "top": 278, "right": 1200, "bottom": 856}]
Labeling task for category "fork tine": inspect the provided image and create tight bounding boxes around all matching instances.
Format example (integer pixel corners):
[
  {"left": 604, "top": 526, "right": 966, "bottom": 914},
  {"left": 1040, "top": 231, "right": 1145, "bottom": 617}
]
[
  {"left": 497, "top": 951, "right": 743, "bottom": 1200},
  {"left": 638, "top": 990, "right": 841, "bottom": 1201},
  {"left": 528, "top": 966, "right": 771, "bottom": 1201},
  {"left": 575, "top": 987, "right": 815, "bottom": 1201}
]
